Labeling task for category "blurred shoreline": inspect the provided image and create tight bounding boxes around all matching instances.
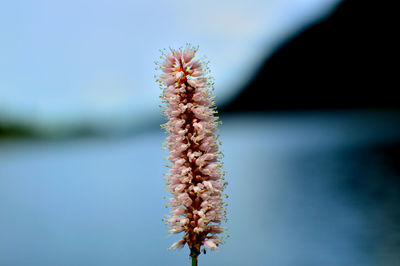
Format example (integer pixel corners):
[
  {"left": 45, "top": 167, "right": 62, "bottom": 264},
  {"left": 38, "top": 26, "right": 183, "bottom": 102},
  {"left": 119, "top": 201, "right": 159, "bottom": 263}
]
[{"left": 1, "top": 109, "right": 399, "bottom": 142}]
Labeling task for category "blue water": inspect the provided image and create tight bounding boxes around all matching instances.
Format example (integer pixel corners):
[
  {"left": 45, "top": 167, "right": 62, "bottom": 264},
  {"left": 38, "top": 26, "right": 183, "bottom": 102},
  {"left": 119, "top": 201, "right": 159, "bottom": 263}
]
[{"left": 0, "top": 111, "right": 399, "bottom": 266}]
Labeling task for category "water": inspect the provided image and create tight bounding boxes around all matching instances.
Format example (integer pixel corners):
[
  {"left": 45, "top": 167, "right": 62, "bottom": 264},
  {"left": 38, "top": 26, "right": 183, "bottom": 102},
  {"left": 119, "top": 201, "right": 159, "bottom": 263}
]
[{"left": 0, "top": 111, "right": 399, "bottom": 265}]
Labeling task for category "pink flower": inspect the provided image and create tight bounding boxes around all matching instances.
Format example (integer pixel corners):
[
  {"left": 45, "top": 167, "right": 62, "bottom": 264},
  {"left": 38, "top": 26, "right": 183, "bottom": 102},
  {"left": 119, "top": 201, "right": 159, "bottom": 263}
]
[
  {"left": 204, "top": 239, "right": 217, "bottom": 250},
  {"left": 182, "top": 48, "right": 195, "bottom": 63},
  {"left": 157, "top": 45, "right": 227, "bottom": 261},
  {"left": 170, "top": 239, "right": 186, "bottom": 250}
]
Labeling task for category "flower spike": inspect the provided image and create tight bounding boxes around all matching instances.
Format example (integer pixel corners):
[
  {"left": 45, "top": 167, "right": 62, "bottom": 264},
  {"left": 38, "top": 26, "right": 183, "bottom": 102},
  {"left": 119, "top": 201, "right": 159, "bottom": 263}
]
[{"left": 157, "top": 45, "right": 227, "bottom": 264}]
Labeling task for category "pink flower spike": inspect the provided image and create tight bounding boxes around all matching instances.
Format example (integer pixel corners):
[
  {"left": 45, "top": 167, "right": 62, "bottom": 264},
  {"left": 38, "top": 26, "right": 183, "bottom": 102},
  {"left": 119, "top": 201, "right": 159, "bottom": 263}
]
[{"left": 157, "top": 44, "right": 227, "bottom": 263}]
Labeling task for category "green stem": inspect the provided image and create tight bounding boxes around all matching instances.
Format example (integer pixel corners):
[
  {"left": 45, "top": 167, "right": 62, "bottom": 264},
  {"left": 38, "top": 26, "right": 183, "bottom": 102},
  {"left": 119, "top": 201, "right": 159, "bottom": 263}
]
[{"left": 191, "top": 254, "right": 198, "bottom": 266}]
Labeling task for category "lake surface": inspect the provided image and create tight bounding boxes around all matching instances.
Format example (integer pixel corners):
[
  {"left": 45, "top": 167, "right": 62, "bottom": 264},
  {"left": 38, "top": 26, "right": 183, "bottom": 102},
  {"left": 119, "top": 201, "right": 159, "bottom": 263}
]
[{"left": 1, "top": 111, "right": 399, "bottom": 266}]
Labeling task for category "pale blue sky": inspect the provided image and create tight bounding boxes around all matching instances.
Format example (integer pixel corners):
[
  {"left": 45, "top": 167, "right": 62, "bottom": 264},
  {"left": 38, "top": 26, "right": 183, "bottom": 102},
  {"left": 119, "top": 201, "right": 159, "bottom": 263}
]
[{"left": 0, "top": 0, "right": 341, "bottom": 130}]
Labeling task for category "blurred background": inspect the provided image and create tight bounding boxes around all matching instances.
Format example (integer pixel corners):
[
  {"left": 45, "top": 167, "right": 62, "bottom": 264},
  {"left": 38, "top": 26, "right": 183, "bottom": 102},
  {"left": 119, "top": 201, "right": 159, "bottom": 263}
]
[{"left": 1, "top": 0, "right": 399, "bottom": 265}]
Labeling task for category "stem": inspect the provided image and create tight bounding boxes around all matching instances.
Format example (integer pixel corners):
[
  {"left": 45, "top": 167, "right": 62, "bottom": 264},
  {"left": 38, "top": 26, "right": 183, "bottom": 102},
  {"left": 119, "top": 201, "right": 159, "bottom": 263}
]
[
  {"left": 190, "top": 248, "right": 199, "bottom": 266},
  {"left": 191, "top": 254, "right": 198, "bottom": 266}
]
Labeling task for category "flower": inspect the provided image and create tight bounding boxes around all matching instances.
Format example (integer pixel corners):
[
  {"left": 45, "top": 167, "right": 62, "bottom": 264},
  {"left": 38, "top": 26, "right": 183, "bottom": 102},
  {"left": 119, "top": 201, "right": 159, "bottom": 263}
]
[
  {"left": 157, "top": 45, "right": 227, "bottom": 261},
  {"left": 204, "top": 239, "right": 217, "bottom": 250},
  {"left": 170, "top": 239, "right": 186, "bottom": 250}
]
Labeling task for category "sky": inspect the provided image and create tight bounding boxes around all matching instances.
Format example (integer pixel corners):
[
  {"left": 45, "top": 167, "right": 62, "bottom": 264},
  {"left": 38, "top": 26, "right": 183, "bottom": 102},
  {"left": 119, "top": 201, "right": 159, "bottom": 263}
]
[{"left": 0, "top": 0, "right": 341, "bottom": 130}]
